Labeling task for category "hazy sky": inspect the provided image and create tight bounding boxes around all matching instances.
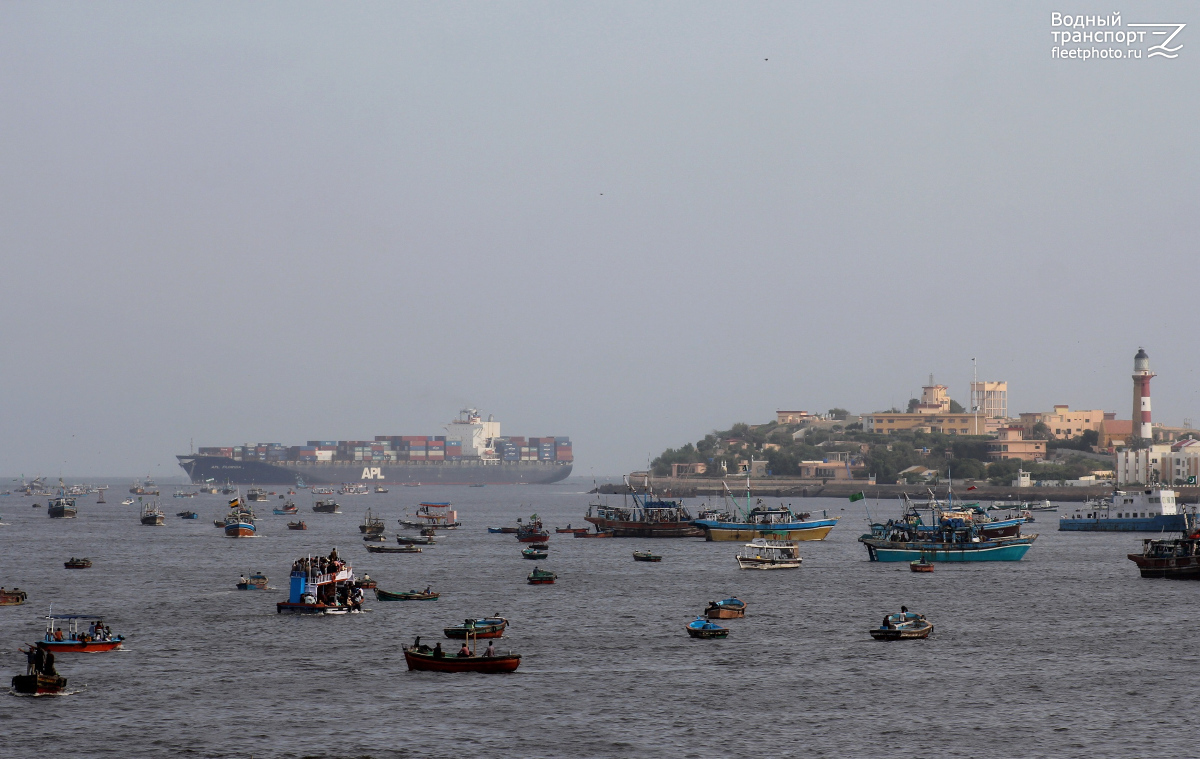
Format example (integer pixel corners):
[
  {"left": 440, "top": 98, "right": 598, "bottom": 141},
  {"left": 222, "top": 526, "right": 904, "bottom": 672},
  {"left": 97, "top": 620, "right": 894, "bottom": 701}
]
[{"left": 1, "top": 2, "right": 1197, "bottom": 478}]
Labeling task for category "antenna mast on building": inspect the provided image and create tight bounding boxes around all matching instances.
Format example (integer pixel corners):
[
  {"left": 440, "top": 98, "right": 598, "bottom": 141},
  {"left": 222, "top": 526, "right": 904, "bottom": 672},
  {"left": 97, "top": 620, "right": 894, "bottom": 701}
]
[{"left": 972, "top": 358, "right": 979, "bottom": 435}]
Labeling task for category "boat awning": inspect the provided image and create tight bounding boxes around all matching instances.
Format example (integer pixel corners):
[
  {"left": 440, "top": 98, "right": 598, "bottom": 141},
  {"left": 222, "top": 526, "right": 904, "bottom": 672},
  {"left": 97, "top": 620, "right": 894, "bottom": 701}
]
[{"left": 45, "top": 614, "right": 106, "bottom": 620}]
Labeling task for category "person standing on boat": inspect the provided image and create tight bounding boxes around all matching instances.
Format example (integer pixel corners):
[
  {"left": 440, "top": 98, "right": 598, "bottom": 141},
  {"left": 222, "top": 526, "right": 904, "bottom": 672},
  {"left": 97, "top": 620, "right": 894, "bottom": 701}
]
[
  {"left": 433, "top": 642, "right": 444, "bottom": 659},
  {"left": 19, "top": 644, "right": 36, "bottom": 675}
]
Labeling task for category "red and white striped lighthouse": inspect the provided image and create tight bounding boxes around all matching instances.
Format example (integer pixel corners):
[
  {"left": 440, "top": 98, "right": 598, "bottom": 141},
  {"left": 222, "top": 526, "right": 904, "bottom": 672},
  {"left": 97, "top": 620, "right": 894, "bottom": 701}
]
[{"left": 1132, "top": 347, "right": 1155, "bottom": 440}]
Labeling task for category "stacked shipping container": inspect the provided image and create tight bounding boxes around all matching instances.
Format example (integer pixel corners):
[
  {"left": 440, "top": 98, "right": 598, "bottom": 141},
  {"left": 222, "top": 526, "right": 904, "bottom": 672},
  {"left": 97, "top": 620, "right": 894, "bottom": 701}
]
[{"left": 197, "top": 434, "right": 571, "bottom": 463}]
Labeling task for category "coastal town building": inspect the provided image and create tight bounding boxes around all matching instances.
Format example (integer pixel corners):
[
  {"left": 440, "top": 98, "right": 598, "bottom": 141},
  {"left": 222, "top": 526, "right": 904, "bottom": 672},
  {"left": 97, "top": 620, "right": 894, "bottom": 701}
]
[
  {"left": 970, "top": 381, "right": 1008, "bottom": 419},
  {"left": 1116, "top": 444, "right": 1172, "bottom": 485},
  {"left": 863, "top": 412, "right": 982, "bottom": 436},
  {"left": 1017, "top": 406, "right": 1110, "bottom": 440},
  {"left": 1162, "top": 439, "right": 1200, "bottom": 485},
  {"left": 1097, "top": 419, "right": 1134, "bottom": 449},
  {"left": 985, "top": 427, "right": 1047, "bottom": 461},
  {"left": 671, "top": 462, "right": 707, "bottom": 477},
  {"left": 913, "top": 381, "right": 951, "bottom": 414},
  {"left": 776, "top": 410, "right": 816, "bottom": 424}
]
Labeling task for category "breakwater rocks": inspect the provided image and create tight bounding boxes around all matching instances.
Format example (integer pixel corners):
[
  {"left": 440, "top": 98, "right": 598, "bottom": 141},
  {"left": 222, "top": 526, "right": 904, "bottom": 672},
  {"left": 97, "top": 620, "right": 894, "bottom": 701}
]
[{"left": 595, "top": 477, "right": 1200, "bottom": 504}]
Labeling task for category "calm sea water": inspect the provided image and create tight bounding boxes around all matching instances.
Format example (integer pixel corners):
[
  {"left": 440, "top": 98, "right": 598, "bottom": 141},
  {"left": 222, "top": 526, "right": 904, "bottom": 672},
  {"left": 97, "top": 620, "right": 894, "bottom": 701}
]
[{"left": 1, "top": 486, "right": 1196, "bottom": 758}]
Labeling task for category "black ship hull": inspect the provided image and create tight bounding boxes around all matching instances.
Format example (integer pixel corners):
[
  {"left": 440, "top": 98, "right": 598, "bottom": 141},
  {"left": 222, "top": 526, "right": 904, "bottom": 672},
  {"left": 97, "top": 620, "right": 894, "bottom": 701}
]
[{"left": 178, "top": 456, "right": 572, "bottom": 486}]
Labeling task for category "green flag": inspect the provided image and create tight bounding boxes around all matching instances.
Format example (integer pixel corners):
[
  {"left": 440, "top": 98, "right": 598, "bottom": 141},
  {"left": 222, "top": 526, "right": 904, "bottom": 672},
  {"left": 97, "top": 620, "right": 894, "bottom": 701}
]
[
  {"left": 849, "top": 492, "right": 865, "bottom": 502},
  {"left": 1189, "top": 476, "right": 1196, "bottom": 485}
]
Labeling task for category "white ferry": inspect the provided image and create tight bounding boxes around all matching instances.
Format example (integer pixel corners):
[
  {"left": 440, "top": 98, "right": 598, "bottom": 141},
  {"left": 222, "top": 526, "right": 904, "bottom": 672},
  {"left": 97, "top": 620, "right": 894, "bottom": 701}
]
[{"left": 1058, "top": 488, "right": 1195, "bottom": 532}]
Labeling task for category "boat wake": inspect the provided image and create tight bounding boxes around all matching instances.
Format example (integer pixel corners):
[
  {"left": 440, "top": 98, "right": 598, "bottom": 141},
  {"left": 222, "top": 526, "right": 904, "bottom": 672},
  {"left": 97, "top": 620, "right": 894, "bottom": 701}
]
[{"left": 9, "top": 685, "right": 87, "bottom": 697}]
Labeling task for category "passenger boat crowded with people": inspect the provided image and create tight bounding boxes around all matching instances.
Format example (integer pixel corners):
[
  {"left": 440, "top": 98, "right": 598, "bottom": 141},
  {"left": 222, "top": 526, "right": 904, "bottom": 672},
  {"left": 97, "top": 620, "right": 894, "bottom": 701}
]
[
  {"left": 39, "top": 613, "right": 124, "bottom": 652},
  {"left": 276, "top": 549, "right": 365, "bottom": 614}
]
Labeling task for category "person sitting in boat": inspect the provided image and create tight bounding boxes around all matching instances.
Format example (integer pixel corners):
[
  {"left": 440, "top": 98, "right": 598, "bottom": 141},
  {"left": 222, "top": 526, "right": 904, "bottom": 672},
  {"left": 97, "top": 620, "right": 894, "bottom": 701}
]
[
  {"left": 483, "top": 641, "right": 495, "bottom": 658},
  {"left": 882, "top": 614, "right": 894, "bottom": 629},
  {"left": 238, "top": 575, "right": 247, "bottom": 586},
  {"left": 432, "top": 642, "right": 444, "bottom": 659},
  {"left": 458, "top": 642, "right": 471, "bottom": 657},
  {"left": 53, "top": 627, "right": 64, "bottom": 642},
  {"left": 424, "top": 585, "right": 432, "bottom": 595}
]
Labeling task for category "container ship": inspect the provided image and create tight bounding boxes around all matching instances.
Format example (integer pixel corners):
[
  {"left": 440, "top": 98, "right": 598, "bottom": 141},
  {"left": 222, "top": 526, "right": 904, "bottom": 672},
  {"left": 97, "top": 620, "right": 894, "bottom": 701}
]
[{"left": 177, "top": 409, "right": 573, "bottom": 486}]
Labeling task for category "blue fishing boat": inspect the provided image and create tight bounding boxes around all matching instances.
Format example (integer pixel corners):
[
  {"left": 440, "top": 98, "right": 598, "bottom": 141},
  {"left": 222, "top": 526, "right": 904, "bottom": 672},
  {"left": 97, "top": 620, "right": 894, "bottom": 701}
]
[
  {"left": 859, "top": 491, "right": 1036, "bottom": 562},
  {"left": 692, "top": 479, "right": 838, "bottom": 541},
  {"left": 273, "top": 500, "right": 298, "bottom": 516},
  {"left": 686, "top": 617, "right": 729, "bottom": 639}
]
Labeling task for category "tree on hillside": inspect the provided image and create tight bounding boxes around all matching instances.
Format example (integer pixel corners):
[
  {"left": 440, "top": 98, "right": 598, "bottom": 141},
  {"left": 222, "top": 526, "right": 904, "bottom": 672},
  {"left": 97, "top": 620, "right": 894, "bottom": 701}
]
[
  {"left": 827, "top": 408, "right": 849, "bottom": 420},
  {"left": 986, "top": 458, "right": 1025, "bottom": 485}
]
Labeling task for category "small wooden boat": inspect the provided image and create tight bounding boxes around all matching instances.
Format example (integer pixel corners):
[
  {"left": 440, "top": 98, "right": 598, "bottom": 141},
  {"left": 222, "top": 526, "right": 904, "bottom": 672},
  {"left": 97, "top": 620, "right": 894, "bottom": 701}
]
[
  {"left": 574, "top": 528, "right": 614, "bottom": 538},
  {"left": 63, "top": 558, "right": 91, "bottom": 570},
  {"left": 11, "top": 671, "right": 69, "bottom": 696},
  {"left": 910, "top": 557, "right": 935, "bottom": 573},
  {"left": 632, "top": 551, "right": 662, "bottom": 562},
  {"left": 870, "top": 610, "right": 934, "bottom": 641},
  {"left": 365, "top": 543, "right": 421, "bottom": 553},
  {"left": 312, "top": 500, "right": 341, "bottom": 513},
  {"left": 522, "top": 547, "right": 548, "bottom": 560},
  {"left": 705, "top": 598, "right": 746, "bottom": 619},
  {"left": 362, "top": 533, "right": 387, "bottom": 542},
  {"left": 236, "top": 572, "right": 268, "bottom": 590},
  {"left": 374, "top": 485, "right": 389, "bottom": 494},
  {"left": 176, "top": 511, "right": 198, "bottom": 519},
  {"left": 287, "top": 521, "right": 307, "bottom": 530},
  {"left": 395, "top": 535, "right": 435, "bottom": 545},
  {"left": 487, "top": 527, "right": 506, "bottom": 533},
  {"left": 353, "top": 576, "right": 377, "bottom": 590},
  {"left": 0, "top": 587, "right": 28, "bottom": 606},
  {"left": 443, "top": 617, "right": 508, "bottom": 638},
  {"left": 686, "top": 617, "right": 729, "bottom": 639},
  {"left": 555, "top": 526, "right": 583, "bottom": 533},
  {"left": 374, "top": 588, "right": 439, "bottom": 601},
  {"left": 403, "top": 645, "right": 520, "bottom": 673},
  {"left": 213, "top": 519, "right": 225, "bottom": 527},
  {"left": 527, "top": 568, "right": 556, "bottom": 584}
]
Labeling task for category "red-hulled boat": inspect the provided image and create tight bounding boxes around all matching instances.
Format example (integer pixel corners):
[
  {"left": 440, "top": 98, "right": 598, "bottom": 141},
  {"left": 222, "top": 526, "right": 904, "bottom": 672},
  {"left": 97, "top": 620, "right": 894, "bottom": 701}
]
[
  {"left": 403, "top": 645, "right": 520, "bottom": 673},
  {"left": 39, "top": 613, "right": 125, "bottom": 653},
  {"left": 584, "top": 488, "right": 703, "bottom": 538}
]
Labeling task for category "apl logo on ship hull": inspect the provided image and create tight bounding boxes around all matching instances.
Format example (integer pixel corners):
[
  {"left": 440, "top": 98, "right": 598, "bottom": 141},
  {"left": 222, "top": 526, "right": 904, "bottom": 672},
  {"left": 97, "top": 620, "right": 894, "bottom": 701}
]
[{"left": 360, "top": 467, "right": 384, "bottom": 480}]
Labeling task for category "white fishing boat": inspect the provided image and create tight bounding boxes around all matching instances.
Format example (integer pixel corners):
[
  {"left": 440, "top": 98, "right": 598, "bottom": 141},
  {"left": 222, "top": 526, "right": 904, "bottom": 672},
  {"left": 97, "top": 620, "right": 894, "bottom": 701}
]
[{"left": 735, "top": 538, "right": 802, "bottom": 570}]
